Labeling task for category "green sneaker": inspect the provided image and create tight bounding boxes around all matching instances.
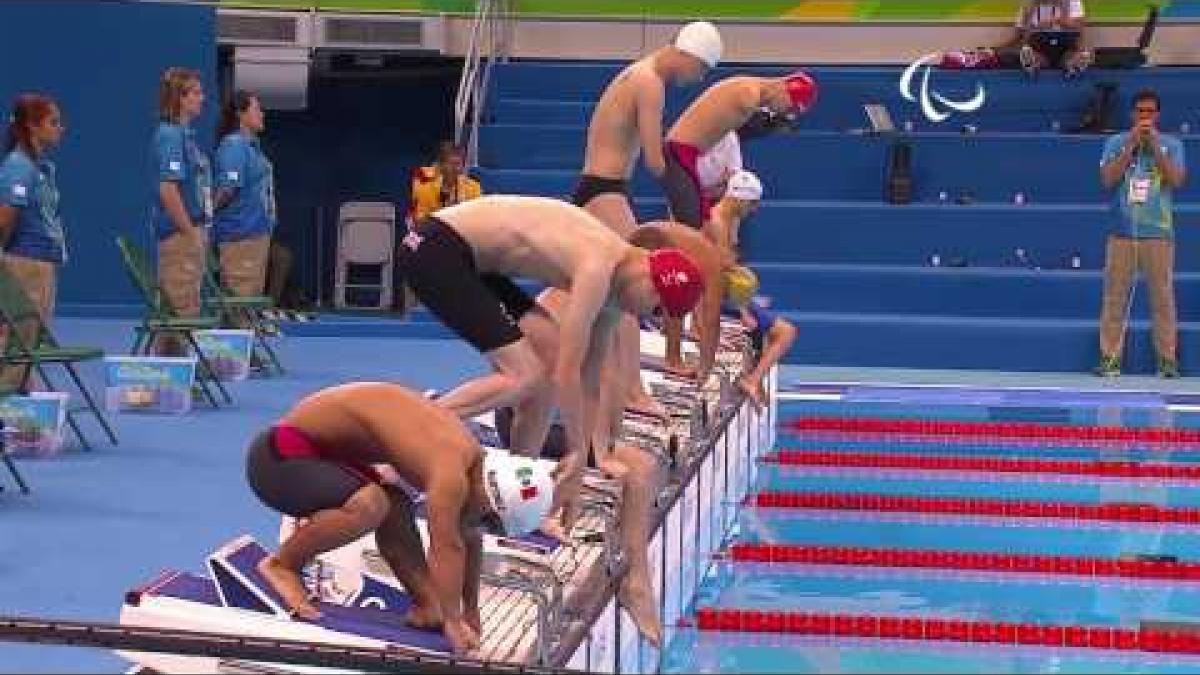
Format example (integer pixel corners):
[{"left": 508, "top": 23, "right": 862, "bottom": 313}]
[
  {"left": 1158, "top": 356, "right": 1181, "bottom": 379},
  {"left": 1094, "top": 354, "right": 1120, "bottom": 378}
]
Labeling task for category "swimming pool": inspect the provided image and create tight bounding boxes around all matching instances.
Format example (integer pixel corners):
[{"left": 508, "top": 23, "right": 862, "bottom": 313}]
[{"left": 663, "top": 390, "right": 1200, "bottom": 674}]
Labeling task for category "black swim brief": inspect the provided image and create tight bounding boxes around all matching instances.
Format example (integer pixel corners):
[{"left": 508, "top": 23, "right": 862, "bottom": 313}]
[
  {"left": 245, "top": 426, "right": 375, "bottom": 518},
  {"left": 398, "top": 216, "right": 536, "bottom": 353},
  {"left": 571, "top": 174, "right": 630, "bottom": 208}
]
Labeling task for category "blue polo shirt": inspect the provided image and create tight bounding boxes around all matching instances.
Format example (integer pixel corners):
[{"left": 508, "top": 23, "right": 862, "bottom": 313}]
[
  {"left": 151, "top": 122, "right": 212, "bottom": 240},
  {"left": 213, "top": 131, "right": 276, "bottom": 244},
  {"left": 0, "top": 149, "right": 67, "bottom": 265},
  {"left": 1101, "top": 131, "right": 1186, "bottom": 239}
]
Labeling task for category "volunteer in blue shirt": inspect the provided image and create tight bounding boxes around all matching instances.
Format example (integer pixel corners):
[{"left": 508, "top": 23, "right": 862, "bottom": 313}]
[
  {"left": 0, "top": 93, "right": 66, "bottom": 386},
  {"left": 213, "top": 89, "right": 275, "bottom": 301},
  {"left": 151, "top": 67, "right": 211, "bottom": 355},
  {"left": 1096, "top": 88, "right": 1188, "bottom": 378}
]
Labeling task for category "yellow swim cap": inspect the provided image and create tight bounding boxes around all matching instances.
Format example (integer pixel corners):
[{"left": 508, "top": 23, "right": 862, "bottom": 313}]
[{"left": 724, "top": 265, "right": 759, "bottom": 308}]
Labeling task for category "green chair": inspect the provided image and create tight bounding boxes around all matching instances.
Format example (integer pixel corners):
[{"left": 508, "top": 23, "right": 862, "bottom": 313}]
[
  {"left": 0, "top": 266, "right": 118, "bottom": 452},
  {"left": 114, "top": 235, "right": 231, "bottom": 408},
  {"left": 1, "top": 445, "right": 30, "bottom": 494},
  {"left": 201, "top": 255, "right": 285, "bottom": 376}
]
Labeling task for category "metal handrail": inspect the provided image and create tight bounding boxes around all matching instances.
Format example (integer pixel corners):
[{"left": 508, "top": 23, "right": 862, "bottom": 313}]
[
  {"left": 452, "top": 1, "right": 487, "bottom": 148},
  {"left": 454, "top": 0, "right": 512, "bottom": 169}
]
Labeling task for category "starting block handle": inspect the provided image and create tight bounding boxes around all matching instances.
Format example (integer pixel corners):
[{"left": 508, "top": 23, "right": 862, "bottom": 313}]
[
  {"left": 478, "top": 564, "right": 562, "bottom": 666},
  {"left": 577, "top": 499, "right": 623, "bottom": 578}
]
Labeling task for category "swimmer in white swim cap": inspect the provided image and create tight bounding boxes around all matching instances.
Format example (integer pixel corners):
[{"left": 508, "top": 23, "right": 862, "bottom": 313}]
[
  {"left": 705, "top": 168, "right": 762, "bottom": 256},
  {"left": 572, "top": 20, "right": 724, "bottom": 427},
  {"left": 725, "top": 168, "right": 764, "bottom": 203},
  {"left": 674, "top": 20, "right": 723, "bottom": 69}
]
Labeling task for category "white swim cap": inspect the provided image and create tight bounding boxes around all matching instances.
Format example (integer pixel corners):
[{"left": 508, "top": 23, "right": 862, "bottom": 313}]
[
  {"left": 674, "top": 21, "right": 722, "bottom": 68},
  {"left": 482, "top": 449, "right": 554, "bottom": 536},
  {"left": 726, "top": 169, "right": 763, "bottom": 201}
]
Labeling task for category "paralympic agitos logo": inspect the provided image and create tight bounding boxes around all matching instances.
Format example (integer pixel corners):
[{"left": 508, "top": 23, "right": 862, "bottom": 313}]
[{"left": 899, "top": 53, "right": 986, "bottom": 123}]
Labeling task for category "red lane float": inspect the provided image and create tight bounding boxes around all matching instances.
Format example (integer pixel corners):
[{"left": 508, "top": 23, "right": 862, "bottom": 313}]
[
  {"left": 728, "top": 543, "right": 1199, "bottom": 581},
  {"left": 692, "top": 607, "right": 1200, "bottom": 655},
  {"left": 750, "top": 492, "right": 1200, "bottom": 525},
  {"left": 785, "top": 416, "right": 1200, "bottom": 446},
  {"left": 766, "top": 450, "right": 1200, "bottom": 481}
]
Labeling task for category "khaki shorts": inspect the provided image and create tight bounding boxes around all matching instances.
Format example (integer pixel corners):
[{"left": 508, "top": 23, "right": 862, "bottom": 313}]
[{"left": 0, "top": 254, "right": 57, "bottom": 388}]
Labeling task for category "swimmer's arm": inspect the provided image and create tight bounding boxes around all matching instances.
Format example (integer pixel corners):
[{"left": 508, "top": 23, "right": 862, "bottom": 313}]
[
  {"left": 586, "top": 309, "right": 622, "bottom": 455},
  {"left": 636, "top": 75, "right": 668, "bottom": 178},
  {"left": 425, "top": 472, "right": 470, "bottom": 622},
  {"left": 462, "top": 455, "right": 485, "bottom": 621},
  {"left": 694, "top": 264, "right": 723, "bottom": 381},
  {"left": 735, "top": 86, "right": 766, "bottom": 126},
  {"left": 664, "top": 315, "right": 687, "bottom": 371},
  {"left": 703, "top": 219, "right": 734, "bottom": 259},
  {"left": 661, "top": 302, "right": 717, "bottom": 379},
  {"left": 554, "top": 265, "right": 613, "bottom": 467},
  {"left": 662, "top": 268, "right": 721, "bottom": 380},
  {"left": 461, "top": 520, "right": 482, "bottom": 623}
]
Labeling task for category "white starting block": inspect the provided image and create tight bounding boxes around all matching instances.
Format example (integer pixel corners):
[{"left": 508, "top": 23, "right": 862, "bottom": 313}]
[
  {"left": 117, "top": 535, "right": 450, "bottom": 674},
  {"left": 279, "top": 514, "right": 570, "bottom": 666},
  {"left": 273, "top": 447, "right": 626, "bottom": 666}
]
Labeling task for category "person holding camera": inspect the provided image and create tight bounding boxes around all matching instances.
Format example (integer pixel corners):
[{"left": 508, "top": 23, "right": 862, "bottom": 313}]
[{"left": 1095, "top": 89, "right": 1187, "bottom": 378}]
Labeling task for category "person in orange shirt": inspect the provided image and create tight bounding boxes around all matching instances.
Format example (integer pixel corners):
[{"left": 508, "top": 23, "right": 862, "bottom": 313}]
[{"left": 409, "top": 142, "right": 482, "bottom": 224}]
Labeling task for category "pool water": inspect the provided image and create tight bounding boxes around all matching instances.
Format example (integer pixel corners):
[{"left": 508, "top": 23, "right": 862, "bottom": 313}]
[{"left": 662, "top": 392, "right": 1200, "bottom": 674}]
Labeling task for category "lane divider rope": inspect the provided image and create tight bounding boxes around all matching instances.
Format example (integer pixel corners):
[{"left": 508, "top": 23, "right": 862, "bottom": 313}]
[
  {"left": 786, "top": 416, "right": 1200, "bottom": 446},
  {"left": 689, "top": 608, "right": 1200, "bottom": 655},
  {"left": 751, "top": 492, "right": 1200, "bottom": 525},
  {"left": 766, "top": 450, "right": 1200, "bottom": 481},
  {"left": 728, "top": 543, "right": 1196, "bottom": 581}
]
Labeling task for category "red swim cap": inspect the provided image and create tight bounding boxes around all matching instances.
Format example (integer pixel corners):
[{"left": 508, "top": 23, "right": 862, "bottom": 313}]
[
  {"left": 784, "top": 70, "right": 818, "bottom": 112},
  {"left": 648, "top": 248, "right": 705, "bottom": 318}
]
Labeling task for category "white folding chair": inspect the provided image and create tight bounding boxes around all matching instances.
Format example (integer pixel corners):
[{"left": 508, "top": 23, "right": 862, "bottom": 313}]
[{"left": 333, "top": 201, "right": 396, "bottom": 310}]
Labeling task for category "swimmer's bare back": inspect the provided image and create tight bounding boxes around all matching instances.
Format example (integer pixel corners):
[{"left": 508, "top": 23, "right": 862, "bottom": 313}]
[
  {"left": 434, "top": 196, "right": 630, "bottom": 291},
  {"left": 282, "top": 382, "right": 480, "bottom": 490},
  {"left": 583, "top": 61, "right": 666, "bottom": 180},
  {"left": 668, "top": 76, "right": 763, "bottom": 151}
]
